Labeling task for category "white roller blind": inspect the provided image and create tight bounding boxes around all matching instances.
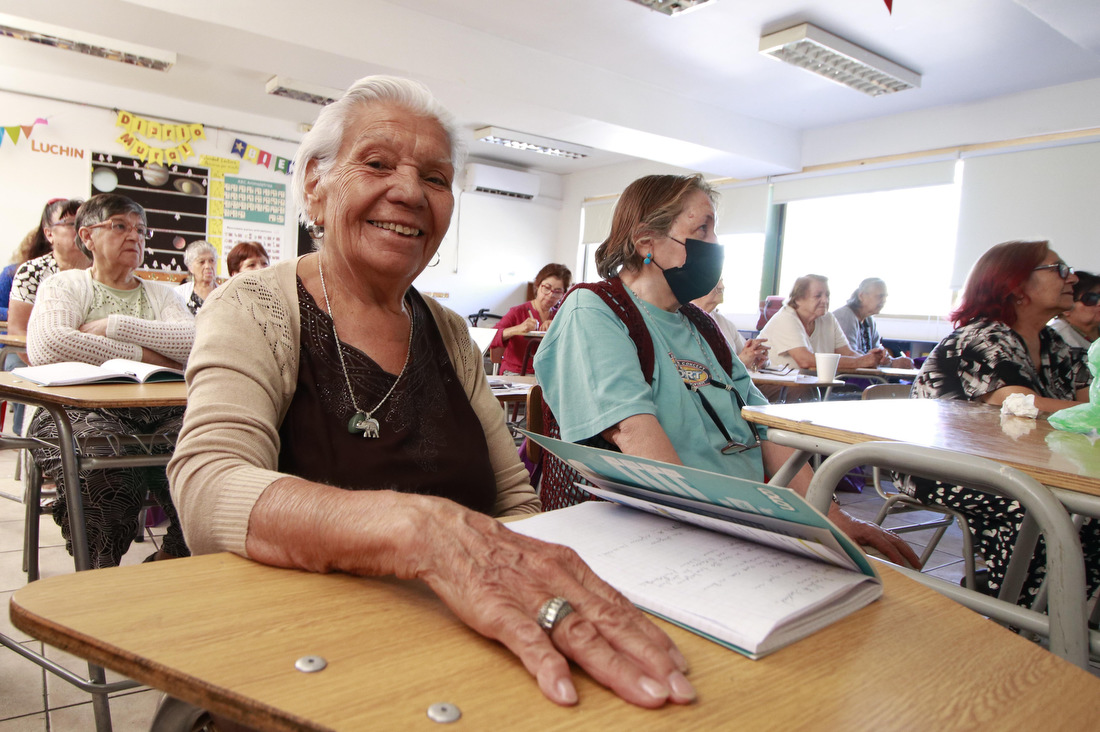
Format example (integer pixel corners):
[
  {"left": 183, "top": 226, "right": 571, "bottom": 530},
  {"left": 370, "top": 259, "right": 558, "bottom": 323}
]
[
  {"left": 954, "top": 142, "right": 1100, "bottom": 288},
  {"left": 581, "top": 199, "right": 617, "bottom": 244},
  {"left": 771, "top": 160, "right": 957, "bottom": 204},
  {"left": 714, "top": 183, "right": 769, "bottom": 235}
]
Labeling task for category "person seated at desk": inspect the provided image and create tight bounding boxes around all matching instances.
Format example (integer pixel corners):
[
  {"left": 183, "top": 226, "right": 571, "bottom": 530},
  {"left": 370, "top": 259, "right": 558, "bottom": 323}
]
[
  {"left": 1, "top": 224, "right": 53, "bottom": 321},
  {"left": 169, "top": 76, "right": 694, "bottom": 711},
  {"left": 8, "top": 198, "right": 91, "bottom": 339},
  {"left": 226, "top": 240, "right": 270, "bottom": 276},
  {"left": 533, "top": 173, "right": 919, "bottom": 569},
  {"left": 176, "top": 240, "right": 219, "bottom": 315},
  {"left": 490, "top": 263, "right": 571, "bottom": 375},
  {"left": 911, "top": 239, "right": 1099, "bottom": 602},
  {"left": 690, "top": 278, "right": 769, "bottom": 370},
  {"left": 27, "top": 193, "right": 195, "bottom": 568},
  {"left": 832, "top": 278, "right": 914, "bottom": 368},
  {"left": 6, "top": 198, "right": 92, "bottom": 435},
  {"left": 1049, "top": 270, "right": 1099, "bottom": 350},
  {"left": 759, "top": 274, "right": 885, "bottom": 372}
]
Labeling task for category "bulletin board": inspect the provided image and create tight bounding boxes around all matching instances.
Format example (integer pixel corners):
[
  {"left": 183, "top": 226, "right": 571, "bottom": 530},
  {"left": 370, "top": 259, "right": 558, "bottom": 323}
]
[{"left": 90, "top": 151, "right": 209, "bottom": 275}]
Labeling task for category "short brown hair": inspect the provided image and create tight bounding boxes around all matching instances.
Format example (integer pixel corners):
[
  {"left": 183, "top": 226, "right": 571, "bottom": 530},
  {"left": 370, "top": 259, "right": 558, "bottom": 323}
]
[
  {"left": 788, "top": 274, "right": 829, "bottom": 310},
  {"left": 594, "top": 174, "right": 716, "bottom": 280},
  {"left": 226, "top": 241, "right": 270, "bottom": 276},
  {"left": 534, "top": 263, "right": 572, "bottom": 291}
]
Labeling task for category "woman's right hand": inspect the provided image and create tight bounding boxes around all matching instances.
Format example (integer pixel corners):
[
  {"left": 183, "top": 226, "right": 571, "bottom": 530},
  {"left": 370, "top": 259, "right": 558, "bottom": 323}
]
[
  {"left": 504, "top": 317, "right": 540, "bottom": 340},
  {"left": 406, "top": 500, "right": 695, "bottom": 708}
]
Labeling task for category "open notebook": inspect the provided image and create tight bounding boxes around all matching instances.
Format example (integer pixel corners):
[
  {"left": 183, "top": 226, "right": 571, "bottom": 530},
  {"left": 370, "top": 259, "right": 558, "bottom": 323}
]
[{"left": 511, "top": 432, "right": 882, "bottom": 659}]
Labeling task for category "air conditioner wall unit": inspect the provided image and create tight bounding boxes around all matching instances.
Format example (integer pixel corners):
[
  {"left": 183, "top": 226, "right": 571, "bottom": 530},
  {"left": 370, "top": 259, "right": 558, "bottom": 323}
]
[{"left": 463, "top": 163, "right": 540, "bottom": 200}]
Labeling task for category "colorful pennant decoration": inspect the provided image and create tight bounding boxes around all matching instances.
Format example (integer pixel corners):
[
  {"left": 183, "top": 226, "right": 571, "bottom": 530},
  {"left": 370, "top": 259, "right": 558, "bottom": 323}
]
[
  {"left": 884, "top": 0, "right": 893, "bottom": 13},
  {"left": 230, "top": 138, "right": 293, "bottom": 175},
  {"left": 0, "top": 118, "right": 48, "bottom": 147}
]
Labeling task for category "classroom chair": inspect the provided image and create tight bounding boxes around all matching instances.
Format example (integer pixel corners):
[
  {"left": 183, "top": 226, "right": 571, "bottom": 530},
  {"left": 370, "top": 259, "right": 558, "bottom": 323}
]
[
  {"left": 807, "top": 441, "right": 1090, "bottom": 668},
  {"left": 861, "top": 384, "right": 978, "bottom": 587}
]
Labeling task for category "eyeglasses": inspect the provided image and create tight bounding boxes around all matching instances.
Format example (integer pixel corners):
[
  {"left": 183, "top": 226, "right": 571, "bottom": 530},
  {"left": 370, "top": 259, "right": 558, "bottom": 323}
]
[
  {"left": 1080, "top": 292, "right": 1100, "bottom": 307},
  {"left": 1033, "top": 262, "right": 1074, "bottom": 279},
  {"left": 87, "top": 220, "right": 153, "bottom": 240},
  {"left": 682, "top": 375, "right": 762, "bottom": 455},
  {"left": 539, "top": 283, "right": 565, "bottom": 297},
  {"left": 49, "top": 220, "right": 76, "bottom": 230}
]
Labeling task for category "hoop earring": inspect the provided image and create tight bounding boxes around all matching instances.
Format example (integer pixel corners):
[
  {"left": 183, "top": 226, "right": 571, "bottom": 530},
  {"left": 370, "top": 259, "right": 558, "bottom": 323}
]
[
  {"left": 643, "top": 252, "right": 653, "bottom": 265},
  {"left": 306, "top": 221, "right": 325, "bottom": 240},
  {"left": 428, "top": 252, "right": 441, "bottom": 268}
]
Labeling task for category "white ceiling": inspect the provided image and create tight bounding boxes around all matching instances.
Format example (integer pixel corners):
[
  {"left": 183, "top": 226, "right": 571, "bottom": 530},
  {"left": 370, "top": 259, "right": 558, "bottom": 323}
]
[{"left": 1, "top": 0, "right": 1099, "bottom": 178}]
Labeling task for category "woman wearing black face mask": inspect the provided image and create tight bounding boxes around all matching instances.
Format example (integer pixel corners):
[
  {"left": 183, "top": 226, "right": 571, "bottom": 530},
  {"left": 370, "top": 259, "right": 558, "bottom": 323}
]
[{"left": 534, "top": 174, "right": 920, "bottom": 568}]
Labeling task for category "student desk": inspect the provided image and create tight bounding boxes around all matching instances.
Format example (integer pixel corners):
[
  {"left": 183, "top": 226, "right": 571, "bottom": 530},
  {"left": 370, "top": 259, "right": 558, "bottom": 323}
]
[
  {"left": 846, "top": 366, "right": 921, "bottom": 382},
  {"left": 739, "top": 399, "right": 1100, "bottom": 507},
  {"left": 491, "top": 374, "right": 537, "bottom": 406},
  {"left": 0, "top": 372, "right": 188, "bottom": 730},
  {"left": 0, "top": 371, "right": 188, "bottom": 571},
  {"left": 10, "top": 551, "right": 1100, "bottom": 731},
  {"left": 0, "top": 332, "right": 27, "bottom": 361}
]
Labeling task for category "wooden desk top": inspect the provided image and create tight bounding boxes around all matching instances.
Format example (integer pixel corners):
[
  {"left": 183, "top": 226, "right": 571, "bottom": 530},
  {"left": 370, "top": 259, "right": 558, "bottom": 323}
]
[
  {"left": 0, "top": 333, "right": 26, "bottom": 348},
  {"left": 749, "top": 372, "right": 843, "bottom": 388},
  {"left": 10, "top": 552, "right": 1098, "bottom": 731},
  {"left": 0, "top": 371, "right": 187, "bottom": 409},
  {"left": 742, "top": 399, "right": 1100, "bottom": 497},
  {"left": 849, "top": 366, "right": 920, "bottom": 379}
]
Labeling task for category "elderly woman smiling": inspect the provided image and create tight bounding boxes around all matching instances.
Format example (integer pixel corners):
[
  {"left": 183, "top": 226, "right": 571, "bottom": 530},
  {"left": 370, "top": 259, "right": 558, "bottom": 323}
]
[
  {"left": 176, "top": 240, "right": 218, "bottom": 314},
  {"left": 27, "top": 193, "right": 195, "bottom": 567},
  {"left": 168, "top": 76, "right": 693, "bottom": 709}
]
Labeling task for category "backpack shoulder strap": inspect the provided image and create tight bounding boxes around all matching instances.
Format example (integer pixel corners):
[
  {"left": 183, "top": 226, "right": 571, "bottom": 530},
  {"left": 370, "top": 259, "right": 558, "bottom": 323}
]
[
  {"left": 681, "top": 302, "right": 734, "bottom": 376},
  {"left": 569, "top": 277, "right": 655, "bottom": 384}
]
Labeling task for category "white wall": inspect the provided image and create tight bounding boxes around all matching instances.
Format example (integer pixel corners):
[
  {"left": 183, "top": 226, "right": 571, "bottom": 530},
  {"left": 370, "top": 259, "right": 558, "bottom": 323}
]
[{"left": 414, "top": 187, "right": 562, "bottom": 320}]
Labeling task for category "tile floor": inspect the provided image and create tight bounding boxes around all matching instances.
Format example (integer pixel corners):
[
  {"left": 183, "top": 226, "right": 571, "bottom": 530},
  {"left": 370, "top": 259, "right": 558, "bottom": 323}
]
[
  {"left": 0, "top": 431, "right": 1096, "bottom": 729},
  {"left": 0, "top": 446, "right": 168, "bottom": 732}
]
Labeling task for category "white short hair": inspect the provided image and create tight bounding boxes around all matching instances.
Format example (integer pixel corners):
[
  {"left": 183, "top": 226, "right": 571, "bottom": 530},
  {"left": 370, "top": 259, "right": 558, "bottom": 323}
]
[
  {"left": 183, "top": 239, "right": 216, "bottom": 268},
  {"left": 291, "top": 75, "right": 466, "bottom": 226}
]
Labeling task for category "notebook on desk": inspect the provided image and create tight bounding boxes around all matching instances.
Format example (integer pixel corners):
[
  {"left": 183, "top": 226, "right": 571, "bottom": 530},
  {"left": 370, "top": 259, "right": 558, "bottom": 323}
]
[{"left": 512, "top": 432, "right": 882, "bottom": 659}]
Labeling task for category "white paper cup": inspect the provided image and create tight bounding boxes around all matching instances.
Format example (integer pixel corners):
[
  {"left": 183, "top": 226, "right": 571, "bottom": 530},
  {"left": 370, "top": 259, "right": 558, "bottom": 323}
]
[{"left": 815, "top": 352, "right": 841, "bottom": 382}]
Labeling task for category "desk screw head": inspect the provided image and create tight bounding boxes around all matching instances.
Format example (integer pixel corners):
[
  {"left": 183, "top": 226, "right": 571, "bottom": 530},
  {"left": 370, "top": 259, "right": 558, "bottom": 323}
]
[
  {"left": 426, "top": 702, "right": 461, "bottom": 723},
  {"left": 294, "top": 655, "right": 327, "bottom": 673}
]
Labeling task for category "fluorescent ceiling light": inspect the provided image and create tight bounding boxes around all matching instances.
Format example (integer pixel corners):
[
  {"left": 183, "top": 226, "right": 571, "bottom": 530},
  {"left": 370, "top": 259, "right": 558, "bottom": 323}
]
[
  {"left": 0, "top": 13, "right": 175, "bottom": 71},
  {"left": 265, "top": 76, "right": 344, "bottom": 106},
  {"left": 759, "top": 23, "right": 920, "bottom": 96},
  {"left": 475, "top": 126, "right": 592, "bottom": 160},
  {"left": 625, "top": 0, "right": 717, "bottom": 16}
]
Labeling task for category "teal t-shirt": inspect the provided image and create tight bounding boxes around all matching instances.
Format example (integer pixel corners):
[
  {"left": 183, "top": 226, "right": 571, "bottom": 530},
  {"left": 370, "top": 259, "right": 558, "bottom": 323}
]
[{"left": 533, "top": 286, "right": 769, "bottom": 481}]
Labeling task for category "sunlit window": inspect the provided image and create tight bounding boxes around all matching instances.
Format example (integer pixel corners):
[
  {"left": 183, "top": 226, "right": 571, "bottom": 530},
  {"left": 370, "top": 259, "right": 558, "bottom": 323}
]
[
  {"left": 718, "top": 234, "right": 766, "bottom": 313},
  {"left": 778, "top": 183, "right": 961, "bottom": 317}
]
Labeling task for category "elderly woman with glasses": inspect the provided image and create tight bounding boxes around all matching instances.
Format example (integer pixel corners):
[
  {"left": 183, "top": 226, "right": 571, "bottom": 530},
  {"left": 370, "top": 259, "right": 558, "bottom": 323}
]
[
  {"left": 534, "top": 173, "right": 920, "bottom": 569},
  {"left": 27, "top": 193, "right": 195, "bottom": 568},
  {"left": 490, "top": 263, "right": 572, "bottom": 375},
  {"left": 911, "top": 240, "right": 1097, "bottom": 602},
  {"left": 176, "top": 240, "right": 219, "bottom": 315},
  {"left": 169, "top": 76, "right": 694, "bottom": 711},
  {"left": 1050, "top": 270, "right": 1100, "bottom": 350}
]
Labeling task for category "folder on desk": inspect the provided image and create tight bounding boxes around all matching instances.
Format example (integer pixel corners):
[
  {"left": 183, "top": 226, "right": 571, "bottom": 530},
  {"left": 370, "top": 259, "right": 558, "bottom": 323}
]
[{"left": 512, "top": 432, "right": 882, "bottom": 659}]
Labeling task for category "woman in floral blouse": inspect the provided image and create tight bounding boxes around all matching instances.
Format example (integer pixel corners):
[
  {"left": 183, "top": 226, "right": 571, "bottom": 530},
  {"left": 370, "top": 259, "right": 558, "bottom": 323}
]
[{"left": 911, "top": 239, "right": 1095, "bottom": 603}]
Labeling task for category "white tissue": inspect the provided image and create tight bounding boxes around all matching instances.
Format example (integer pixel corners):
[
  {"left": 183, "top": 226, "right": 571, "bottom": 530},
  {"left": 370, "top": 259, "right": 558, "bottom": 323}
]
[{"left": 1001, "top": 393, "right": 1039, "bottom": 418}]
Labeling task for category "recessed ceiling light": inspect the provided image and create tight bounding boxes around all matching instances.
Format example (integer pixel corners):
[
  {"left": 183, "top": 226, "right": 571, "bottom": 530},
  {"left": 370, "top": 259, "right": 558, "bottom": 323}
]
[
  {"left": 625, "top": 0, "right": 717, "bottom": 17},
  {"left": 0, "top": 13, "right": 175, "bottom": 71},
  {"left": 760, "top": 23, "right": 920, "bottom": 96},
  {"left": 475, "top": 126, "right": 591, "bottom": 160},
  {"left": 265, "top": 76, "right": 344, "bottom": 106}
]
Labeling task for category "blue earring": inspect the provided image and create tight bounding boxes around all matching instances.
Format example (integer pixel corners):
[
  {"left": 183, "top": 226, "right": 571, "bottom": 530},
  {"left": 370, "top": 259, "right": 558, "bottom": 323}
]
[{"left": 643, "top": 252, "right": 653, "bottom": 265}]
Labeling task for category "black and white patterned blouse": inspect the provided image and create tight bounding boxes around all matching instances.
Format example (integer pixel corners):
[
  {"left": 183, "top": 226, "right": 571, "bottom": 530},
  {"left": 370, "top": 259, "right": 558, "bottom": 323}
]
[
  {"left": 913, "top": 318, "right": 1090, "bottom": 401},
  {"left": 11, "top": 253, "right": 59, "bottom": 305}
]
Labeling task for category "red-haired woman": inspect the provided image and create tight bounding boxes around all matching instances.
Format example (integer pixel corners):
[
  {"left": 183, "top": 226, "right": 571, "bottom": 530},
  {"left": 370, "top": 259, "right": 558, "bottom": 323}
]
[
  {"left": 911, "top": 239, "right": 1096, "bottom": 602},
  {"left": 490, "top": 263, "right": 571, "bottom": 375}
]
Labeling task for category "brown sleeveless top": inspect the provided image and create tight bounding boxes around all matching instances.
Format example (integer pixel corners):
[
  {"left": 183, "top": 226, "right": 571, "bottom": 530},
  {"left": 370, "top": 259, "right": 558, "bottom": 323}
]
[{"left": 278, "top": 279, "right": 497, "bottom": 514}]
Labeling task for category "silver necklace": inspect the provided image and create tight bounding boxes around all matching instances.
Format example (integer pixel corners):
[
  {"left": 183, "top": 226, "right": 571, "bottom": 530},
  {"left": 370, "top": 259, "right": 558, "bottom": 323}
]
[
  {"left": 633, "top": 288, "right": 724, "bottom": 385},
  {"left": 317, "top": 258, "right": 414, "bottom": 438}
]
